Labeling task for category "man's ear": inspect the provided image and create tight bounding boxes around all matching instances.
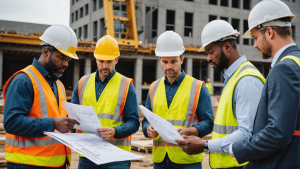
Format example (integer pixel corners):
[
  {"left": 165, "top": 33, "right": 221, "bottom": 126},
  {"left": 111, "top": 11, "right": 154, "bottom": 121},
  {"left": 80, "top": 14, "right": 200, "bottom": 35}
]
[
  {"left": 180, "top": 56, "right": 184, "bottom": 64},
  {"left": 223, "top": 42, "right": 231, "bottom": 52},
  {"left": 43, "top": 48, "right": 51, "bottom": 59},
  {"left": 265, "top": 27, "right": 275, "bottom": 40},
  {"left": 115, "top": 57, "right": 119, "bottom": 64}
]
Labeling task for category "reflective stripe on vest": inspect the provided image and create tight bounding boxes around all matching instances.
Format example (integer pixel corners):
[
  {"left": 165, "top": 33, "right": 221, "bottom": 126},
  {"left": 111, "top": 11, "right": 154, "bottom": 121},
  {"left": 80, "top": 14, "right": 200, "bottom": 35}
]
[
  {"left": 108, "top": 139, "right": 131, "bottom": 146},
  {"left": 210, "top": 61, "right": 265, "bottom": 168},
  {"left": 150, "top": 75, "right": 204, "bottom": 164},
  {"left": 3, "top": 65, "right": 71, "bottom": 167},
  {"left": 79, "top": 74, "right": 92, "bottom": 105},
  {"left": 6, "top": 137, "right": 61, "bottom": 147}
]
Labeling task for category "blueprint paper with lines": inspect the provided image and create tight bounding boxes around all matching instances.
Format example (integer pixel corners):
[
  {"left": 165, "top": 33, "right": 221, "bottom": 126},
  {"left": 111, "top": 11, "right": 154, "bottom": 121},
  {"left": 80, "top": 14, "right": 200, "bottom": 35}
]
[
  {"left": 139, "top": 105, "right": 184, "bottom": 144},
  {"left": 62, "top": 102, "right": 102, "bottom": 135},
  {"left": 44, "top": 132, "right": 144, "bottom": 165}
]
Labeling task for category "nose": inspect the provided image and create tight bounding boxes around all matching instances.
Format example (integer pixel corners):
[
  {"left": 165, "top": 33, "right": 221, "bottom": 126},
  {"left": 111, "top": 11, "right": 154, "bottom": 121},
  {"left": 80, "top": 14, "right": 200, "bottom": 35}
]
[
  {"left": 166, "top": 63, "right": 172, "bottom": 69},
  {"left": 62, "top": 60, "right": 68, "bottom": 67},
  {"left": 254, "top": 41, "right": 258, "bottom": 49},
  {"left": 207, "top": 55, "right": 212, "bottom": 62}
]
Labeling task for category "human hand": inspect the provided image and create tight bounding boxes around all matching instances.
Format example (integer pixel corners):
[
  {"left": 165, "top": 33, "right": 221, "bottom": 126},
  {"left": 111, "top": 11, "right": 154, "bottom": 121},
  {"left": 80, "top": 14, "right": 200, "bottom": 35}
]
[
  {"left": 54, "top": 117, "right": 80, "bottom": 133},
  {"left": 147, "top": 125, "right": 159, "bottom": 139},
  {"left": 176, "top": 127, "right": 190, "bottom": 136},
  {"left": 96, "top": 127, "right": 116, "bottom": 141},
  {"left": 175, "top": 135, "right": 205, "bottom": 155}
]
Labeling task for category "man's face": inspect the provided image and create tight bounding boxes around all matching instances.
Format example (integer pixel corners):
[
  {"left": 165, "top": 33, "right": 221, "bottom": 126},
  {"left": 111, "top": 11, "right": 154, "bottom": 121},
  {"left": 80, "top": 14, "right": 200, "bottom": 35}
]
[
  {"left": 96, "top": 57, "right": 119, "bottom": 77},
  {"left": 45, "top": 49, "right": 69, "bottom": 77},
  {"left": 205, "top": 43, "right": 229, "bottom": 73},
  {"left": 160, "top": 56, "right": 184, "bottom": 78},
  {"left": 251, "top": 28, "right": 272, "bottom": 59}
]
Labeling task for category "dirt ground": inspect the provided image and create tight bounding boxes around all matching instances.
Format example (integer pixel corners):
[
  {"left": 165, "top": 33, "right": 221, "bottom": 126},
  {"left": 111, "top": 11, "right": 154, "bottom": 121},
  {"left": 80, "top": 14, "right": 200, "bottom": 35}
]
[{"left": 70, "top": 150, "right": 211, "bottom": 169}]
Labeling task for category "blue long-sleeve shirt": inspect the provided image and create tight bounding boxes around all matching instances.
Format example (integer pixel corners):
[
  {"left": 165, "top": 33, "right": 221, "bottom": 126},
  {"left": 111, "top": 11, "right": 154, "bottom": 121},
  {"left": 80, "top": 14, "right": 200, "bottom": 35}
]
[
  {"left": 71, "top": 69, "right": 140, "bottom": 139},
  {"left": 4, "top": 58, "right": 59, "bottom": 138},
  {"left": 142, "top": 70, "right": 214, "bottom": 138},
  {"left": 208, "top": 55, "right": 264, "bottom": 154}
]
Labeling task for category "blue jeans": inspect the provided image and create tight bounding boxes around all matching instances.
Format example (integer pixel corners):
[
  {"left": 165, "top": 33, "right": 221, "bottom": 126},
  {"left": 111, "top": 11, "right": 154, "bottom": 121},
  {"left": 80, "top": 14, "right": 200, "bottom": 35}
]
[
  {"left": 7, "top": 162, "right": 67, "bottom": 169},
  {"left": 78, "top": 157, "right": 131, "bottom": 169},
  {"left": 154, "top": 153, "right": 202, "bottom": 169}
]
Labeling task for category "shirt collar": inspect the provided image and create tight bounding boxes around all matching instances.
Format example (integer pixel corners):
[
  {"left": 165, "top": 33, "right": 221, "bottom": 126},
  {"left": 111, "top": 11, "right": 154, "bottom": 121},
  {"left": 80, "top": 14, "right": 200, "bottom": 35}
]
[
  {"left": 32, "top": 58, "right": 58, "bottom": 81},
  {"left": 95, "top": 69, "right": 116, "bottom": 82},
  {"left": 164, "top": 69, "right": 186, "bottom": 85},
  {"left": 223, "top": 55, "right": 247, "bottom": 81},
  {"left": 271, "top": 43, "right": 297, "bottom": 67}
]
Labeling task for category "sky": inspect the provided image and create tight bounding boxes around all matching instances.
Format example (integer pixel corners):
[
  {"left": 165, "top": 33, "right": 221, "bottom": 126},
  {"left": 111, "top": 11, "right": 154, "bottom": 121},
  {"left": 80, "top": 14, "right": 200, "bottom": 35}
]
[{"left": 0, "top": 0, "right": 70, "bottom": 25}]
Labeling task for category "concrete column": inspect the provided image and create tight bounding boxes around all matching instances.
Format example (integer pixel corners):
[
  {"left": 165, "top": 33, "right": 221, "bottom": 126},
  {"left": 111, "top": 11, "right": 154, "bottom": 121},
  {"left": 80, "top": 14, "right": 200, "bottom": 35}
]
[
  {"left": 84, "top": 58, "right": 92, "bottom": 75},
  {"left": 199, "top": 60, "right": 202, "bottom": 80},
  {"left": 134, "top": 58, "right": 143, "bottom": 104},
  {"left": 73, "top": 60, "right": 80, "bottom": 89},
  {"left": 0, "top": 50, "right": 3, "bottom": 86},
  {"left": 185, "top": 58, "right": 193, "bottom": 76},
  {"left": 207, "top": 63, "right": 214, "bottom": 94},
  {"left": 155, "top": 59, "right": 164, "bottom": 79}
]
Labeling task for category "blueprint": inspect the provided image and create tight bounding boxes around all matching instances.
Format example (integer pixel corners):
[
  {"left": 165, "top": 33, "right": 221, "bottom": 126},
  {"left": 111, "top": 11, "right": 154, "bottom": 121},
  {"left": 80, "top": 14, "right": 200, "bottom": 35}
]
[
  {"left": 44, "top": 132, "right": 144, "bottom": 165},
  {"left": 62, "top": 102, "right": 102, "bottom": 135},
  {"left": 139, "top": 105, "right": 184, "bottom": 144}
]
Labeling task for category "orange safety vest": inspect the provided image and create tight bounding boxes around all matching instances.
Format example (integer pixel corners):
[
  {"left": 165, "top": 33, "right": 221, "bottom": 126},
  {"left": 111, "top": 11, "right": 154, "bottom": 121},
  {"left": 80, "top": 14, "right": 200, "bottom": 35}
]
[{"left": 3, "top": 65, "right": 71, "bottom": 167}]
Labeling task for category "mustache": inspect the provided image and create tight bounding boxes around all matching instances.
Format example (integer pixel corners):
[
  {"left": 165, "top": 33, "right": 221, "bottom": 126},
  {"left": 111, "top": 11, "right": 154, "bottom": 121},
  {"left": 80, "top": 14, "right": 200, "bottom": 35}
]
[
  {"left": 100, "top": 68, "right": 109, "bottom": 71},
  {"left": 209, "top": 60, "right": 218, "bottom": 66},
  {"left": 165, "top": 69, "right": 175, "bottom": 72}
]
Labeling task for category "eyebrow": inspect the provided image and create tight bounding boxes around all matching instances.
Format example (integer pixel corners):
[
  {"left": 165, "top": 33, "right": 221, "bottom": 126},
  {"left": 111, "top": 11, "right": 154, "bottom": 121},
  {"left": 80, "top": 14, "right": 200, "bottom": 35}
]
[{"left": 206, "top": 48, "right": 212, "bottom": 53}]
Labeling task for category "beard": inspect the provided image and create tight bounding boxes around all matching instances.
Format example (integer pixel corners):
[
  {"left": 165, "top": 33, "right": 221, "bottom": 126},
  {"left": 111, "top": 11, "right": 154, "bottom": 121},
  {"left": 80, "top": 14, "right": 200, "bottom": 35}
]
[
  {"left": 209, "top": 49, "right": 229, "bottom": 73},
  {"left": 45, "top": 55, "right": 66, "bottom": 78},
  {"left": 99, "top": 68, "right": 112, "bottom": 77},
  {"left": 259, "top": 36, "right": 272, "bottom": 59},
  {"left": 164, "top": 67, "right": 180, "bottom": 78}
]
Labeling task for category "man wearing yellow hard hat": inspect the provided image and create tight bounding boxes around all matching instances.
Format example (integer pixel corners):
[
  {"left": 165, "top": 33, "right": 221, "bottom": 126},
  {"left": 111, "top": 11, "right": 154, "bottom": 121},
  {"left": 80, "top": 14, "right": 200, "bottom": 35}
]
[
  {"left": 4, "top": 24, "right": 80, "bottom": 168},
  {"left": 70, "top": 35, "right": 140, "bottom": 169}
]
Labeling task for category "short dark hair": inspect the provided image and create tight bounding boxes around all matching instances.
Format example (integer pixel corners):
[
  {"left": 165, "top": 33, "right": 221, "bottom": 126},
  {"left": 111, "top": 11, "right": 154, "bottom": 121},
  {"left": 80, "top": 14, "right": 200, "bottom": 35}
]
[
  {"left": 259, "top": 17, "right": 292, "bottom": 38},
  {"left": 214, "top": 39, "right": 237, "bottom": 50}
]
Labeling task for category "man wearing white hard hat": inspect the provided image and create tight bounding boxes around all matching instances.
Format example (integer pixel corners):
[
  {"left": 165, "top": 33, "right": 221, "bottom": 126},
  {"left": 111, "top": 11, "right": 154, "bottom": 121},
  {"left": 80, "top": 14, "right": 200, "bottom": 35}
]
[
  {"left": 142, "top": 31, "right": 214, "bottom": 169},
  {"left": 231, "top": 0, "right": 299, "bottom": 168},
  {"left": 176, "top": 20, "right": 265, "bottom": 169},
  {"left": 3, "top": 25, "right": 80, "bottom": 169}
]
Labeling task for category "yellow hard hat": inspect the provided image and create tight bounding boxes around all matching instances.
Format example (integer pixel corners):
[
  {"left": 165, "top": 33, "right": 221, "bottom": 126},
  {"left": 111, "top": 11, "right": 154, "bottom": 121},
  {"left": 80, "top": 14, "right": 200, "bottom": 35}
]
[{"left": 94, "top": 35, "right": 120, "bottom": 60}]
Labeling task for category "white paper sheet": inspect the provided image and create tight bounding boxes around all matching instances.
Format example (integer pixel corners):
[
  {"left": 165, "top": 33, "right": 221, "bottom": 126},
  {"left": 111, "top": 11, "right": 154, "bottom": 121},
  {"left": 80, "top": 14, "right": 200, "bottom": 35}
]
[
  {"left": 139, "top": 105, "right": 184, "bottom": 144},
  {"left": 62, "top": 102, "right": 102, "bottom": 135},
  {"left": 44, "top": 132, "right": 144, "bottom": 165}
]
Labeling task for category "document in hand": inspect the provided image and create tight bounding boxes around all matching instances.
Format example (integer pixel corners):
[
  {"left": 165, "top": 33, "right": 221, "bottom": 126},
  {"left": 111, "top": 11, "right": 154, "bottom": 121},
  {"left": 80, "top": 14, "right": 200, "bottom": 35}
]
[
  {"left": 62, "top": 102, "right": 102, "bottom": 135},
  {"left": 44, "top": 132, "right": 144, "bottom": 165},
  {"left": 139, "top": 105, "right": 184, "bottom": 144}
]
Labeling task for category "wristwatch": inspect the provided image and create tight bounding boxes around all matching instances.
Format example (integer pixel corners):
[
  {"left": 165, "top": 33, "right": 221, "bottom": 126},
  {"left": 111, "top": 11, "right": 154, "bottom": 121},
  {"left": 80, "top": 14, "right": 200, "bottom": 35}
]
[{"left": 203, "top": 140, "right": 209, "bottom": 153}]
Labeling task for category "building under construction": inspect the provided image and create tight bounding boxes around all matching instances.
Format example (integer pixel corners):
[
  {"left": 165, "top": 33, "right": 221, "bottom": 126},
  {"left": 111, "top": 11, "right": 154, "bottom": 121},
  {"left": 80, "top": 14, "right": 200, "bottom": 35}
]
[{"left": 0, "top": 0, "right": 299, "bottom": 104}]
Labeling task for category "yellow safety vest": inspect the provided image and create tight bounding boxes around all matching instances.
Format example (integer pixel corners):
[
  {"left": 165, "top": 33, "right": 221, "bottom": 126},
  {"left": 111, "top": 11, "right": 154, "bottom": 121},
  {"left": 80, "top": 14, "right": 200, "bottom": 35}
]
[
  {"left": 210, "top": 61, "right": 265, "bottom": 168},
  {"left": 77, "top": 72, "right": 132, "bottom": 157},
  {"left": 206, "top": 83, "right": 212, "bottom": 95},
  {"left": 149, "top": 75, "right": 204, "bottom": 164},
  {"left": 280, "top": 55, "right": 300, "bottom": 66}
]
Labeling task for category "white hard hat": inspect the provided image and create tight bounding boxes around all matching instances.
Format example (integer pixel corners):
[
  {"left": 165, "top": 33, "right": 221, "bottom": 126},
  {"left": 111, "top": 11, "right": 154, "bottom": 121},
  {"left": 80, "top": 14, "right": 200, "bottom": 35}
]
[
  {"left": 243, "top": 0, "right": 296, "bottom": 39},
  {"left": 198, "top": 20, "right": 240, "bottom": 52},
  {"left": 40, "top": 24, "right": 79, "bottom": 59},
  {"left": 155, "top": 31, "right": 185, "bottom": 57}
]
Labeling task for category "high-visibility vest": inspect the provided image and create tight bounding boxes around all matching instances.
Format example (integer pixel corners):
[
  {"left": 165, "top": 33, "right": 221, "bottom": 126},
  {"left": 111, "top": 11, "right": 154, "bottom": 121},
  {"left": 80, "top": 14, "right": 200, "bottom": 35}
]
[
  {"left": 206, "top": 83, "right": 212, "bottom": 95},
  {"left": 3, "top": 65, "right": 71, "bottom": 167},
  {"left": 281, "top": 55, "right": 300, "bottom": 137},
  {"left": 210, "top": 61, "right": 265, "bottom": 168},
  {"left": 77, "top": 72, "right": 132, "bottom": 156},
  {"left": 150, "top": 75, "right": 204, "bottom": 164}
]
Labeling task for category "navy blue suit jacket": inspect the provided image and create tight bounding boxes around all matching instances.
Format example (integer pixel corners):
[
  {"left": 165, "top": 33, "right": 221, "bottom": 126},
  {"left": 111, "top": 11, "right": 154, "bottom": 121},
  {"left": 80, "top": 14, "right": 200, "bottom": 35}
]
[{"left": 232, "top": 45, "right": 300, "bottom": 169}]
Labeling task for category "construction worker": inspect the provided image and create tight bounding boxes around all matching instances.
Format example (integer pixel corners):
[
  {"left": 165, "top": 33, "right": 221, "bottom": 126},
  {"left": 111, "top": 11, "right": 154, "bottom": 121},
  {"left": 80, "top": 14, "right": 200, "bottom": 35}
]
[
  {"left": 142, "top": 31, "right": 214, "bottom": 169},
  {"left": 176, "top": 20, "right": 266, "bottom": 169},
  {"left": 205, "top": 79, "right": 212, "bottom": 95},
  {"left": 227, "top": 1, "right": 299, "bottom": 168},
  {"left": 3, "top": 25, "right": 80, "bottom": 168},
  {"left": 70, "top": 35, "right": 140, "bottom": 169}
]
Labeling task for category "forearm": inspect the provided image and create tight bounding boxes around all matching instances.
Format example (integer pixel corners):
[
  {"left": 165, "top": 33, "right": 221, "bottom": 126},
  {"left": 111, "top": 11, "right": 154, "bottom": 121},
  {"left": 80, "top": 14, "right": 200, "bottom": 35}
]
[
  {"left": 4, "top": 114, "right": 54, "bottom": 138},
  {"left": 183, "top": 126, "right": 199, "bottom": 136},
  {"left": 114, "top": 119, "right": 139, "bottom": 139},
  {"left": 142, "top": 117, "right": 151, "bottom": 138}
]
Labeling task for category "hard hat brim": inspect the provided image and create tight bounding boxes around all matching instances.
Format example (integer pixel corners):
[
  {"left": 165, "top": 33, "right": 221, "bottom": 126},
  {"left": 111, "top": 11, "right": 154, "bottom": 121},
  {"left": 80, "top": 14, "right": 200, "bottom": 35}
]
[
  {"left": 155, "top": 49, "right": 185, "bottom": 57},
  {"left": 242, "top": 29, "right": 252, "bottom": 39},
  {"left": 198, "top": 32, "right": 240, "bottom": 52},
  {"left": 55, "top": 47, "right": 79, "bottom": 60},
  {"left": 94, "top": 54, "right": 119, "bottom": 60}
]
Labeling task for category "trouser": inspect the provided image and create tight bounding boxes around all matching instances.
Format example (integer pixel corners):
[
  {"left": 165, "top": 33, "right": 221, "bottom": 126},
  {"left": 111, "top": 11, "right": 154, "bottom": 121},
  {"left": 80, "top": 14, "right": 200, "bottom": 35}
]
[
  {"left": 153, "top": 153, "right": 202, "bottom": 169},
  {"left": 7, "top": 162, "right": 67, "bottom": 169},
  {"left": 77, "top": 157, "right": 131, "bottom": 169}
]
